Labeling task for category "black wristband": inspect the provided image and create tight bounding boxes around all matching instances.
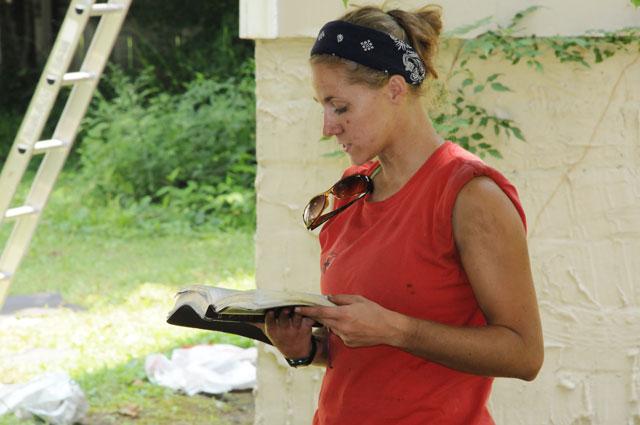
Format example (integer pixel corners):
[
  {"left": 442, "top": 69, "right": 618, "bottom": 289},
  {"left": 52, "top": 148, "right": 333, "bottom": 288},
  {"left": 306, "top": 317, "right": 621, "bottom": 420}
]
[{"left": 285, "top": 336, "right": 317, "bottom": 368}]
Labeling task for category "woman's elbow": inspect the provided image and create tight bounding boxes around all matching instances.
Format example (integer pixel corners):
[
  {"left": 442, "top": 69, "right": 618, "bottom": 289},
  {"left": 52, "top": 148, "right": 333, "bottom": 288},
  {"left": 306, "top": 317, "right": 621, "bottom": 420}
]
[{"left": 518, "top": 343, "right": 544, "bottom": 381}]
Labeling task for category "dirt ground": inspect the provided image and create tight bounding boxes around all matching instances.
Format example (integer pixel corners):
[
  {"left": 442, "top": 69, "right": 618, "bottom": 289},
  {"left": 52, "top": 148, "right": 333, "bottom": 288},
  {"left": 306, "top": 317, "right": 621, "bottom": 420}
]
[{"left": 84, "top": 391, "right": 254, "bottom": 425}]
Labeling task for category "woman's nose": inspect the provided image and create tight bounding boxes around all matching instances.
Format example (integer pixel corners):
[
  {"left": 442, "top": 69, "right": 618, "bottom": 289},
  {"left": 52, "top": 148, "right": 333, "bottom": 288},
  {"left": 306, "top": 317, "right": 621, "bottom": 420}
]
[{"left": 323, "top": 113, "right": 343, "bottom": 137}]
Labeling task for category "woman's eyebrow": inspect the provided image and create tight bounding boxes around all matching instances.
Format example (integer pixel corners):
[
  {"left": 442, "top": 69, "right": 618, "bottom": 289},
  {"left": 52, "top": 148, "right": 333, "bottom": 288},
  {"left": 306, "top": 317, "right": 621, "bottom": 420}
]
[{"left": 312, "top": 96, "right": 337, "bottom": 104}]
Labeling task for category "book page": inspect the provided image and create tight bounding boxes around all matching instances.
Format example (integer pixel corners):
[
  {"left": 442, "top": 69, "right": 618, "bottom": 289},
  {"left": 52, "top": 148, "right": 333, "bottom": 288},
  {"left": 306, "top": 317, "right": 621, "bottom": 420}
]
[
  {"left": 215, "top": 288, "right": 334, "bottom": 313},
  {"left": 177, "top": 285, "right": 244, "bottom": 306},
  {"left": 174, "top": 285, "right": 335, "bottom": 317}
]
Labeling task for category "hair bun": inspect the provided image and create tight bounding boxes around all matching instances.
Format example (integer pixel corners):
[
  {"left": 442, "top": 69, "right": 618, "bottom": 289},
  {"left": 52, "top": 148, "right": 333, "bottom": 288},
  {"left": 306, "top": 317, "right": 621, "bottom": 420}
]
[{"left": 387, "top": 6, "right": 442, "bottom": 79}]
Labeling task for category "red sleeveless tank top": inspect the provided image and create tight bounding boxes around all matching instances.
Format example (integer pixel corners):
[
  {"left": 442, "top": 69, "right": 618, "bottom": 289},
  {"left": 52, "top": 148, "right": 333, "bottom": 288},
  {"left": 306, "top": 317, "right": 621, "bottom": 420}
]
[{"left": 313, "top": 142, "right": 526, "bottom": 425}]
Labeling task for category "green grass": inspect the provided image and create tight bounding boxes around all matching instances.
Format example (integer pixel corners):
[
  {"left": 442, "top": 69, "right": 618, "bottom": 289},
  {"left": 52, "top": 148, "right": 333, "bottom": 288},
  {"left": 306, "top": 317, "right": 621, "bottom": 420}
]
[{"left": 0, "top": 174, "right": 256, "bottom": 424}]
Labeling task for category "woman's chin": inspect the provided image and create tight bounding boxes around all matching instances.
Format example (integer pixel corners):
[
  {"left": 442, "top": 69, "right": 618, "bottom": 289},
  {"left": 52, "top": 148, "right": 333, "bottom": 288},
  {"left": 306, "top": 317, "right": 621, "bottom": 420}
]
[
  {"left": 348, "top": 156, "right": 368, "bottom": 166},
  {"left": 347, "top": 151, "right": 376, "bottom": 166}
]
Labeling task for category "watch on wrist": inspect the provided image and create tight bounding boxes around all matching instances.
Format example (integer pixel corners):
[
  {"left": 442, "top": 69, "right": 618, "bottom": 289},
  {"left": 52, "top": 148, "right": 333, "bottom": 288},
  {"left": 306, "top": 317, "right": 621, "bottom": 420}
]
[{"left": 285, "top": 337, "right": 317, "bottom": 368}]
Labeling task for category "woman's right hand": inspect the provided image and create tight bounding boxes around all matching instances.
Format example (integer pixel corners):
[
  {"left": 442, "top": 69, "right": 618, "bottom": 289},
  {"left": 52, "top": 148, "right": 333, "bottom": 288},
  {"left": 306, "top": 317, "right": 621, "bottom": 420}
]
[{"left": 264, "top": 308, "right": 316, "bottom": 359}]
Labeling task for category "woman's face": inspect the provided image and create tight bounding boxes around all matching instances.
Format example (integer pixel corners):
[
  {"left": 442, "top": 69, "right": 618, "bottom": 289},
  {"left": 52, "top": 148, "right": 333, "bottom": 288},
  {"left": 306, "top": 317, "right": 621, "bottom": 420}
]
[{"left": 311, "top": 62, "right": 396, "bottom": 165}]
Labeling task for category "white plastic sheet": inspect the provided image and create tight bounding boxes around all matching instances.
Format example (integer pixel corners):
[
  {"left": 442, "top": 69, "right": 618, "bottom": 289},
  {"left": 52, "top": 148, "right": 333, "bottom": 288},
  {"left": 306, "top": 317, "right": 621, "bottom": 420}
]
[
  {"left": 0, "top": 372, "right": 88, "bottom": 425},
  {"left": 145, "top": 344, "right": 257, "bottom": 396}
]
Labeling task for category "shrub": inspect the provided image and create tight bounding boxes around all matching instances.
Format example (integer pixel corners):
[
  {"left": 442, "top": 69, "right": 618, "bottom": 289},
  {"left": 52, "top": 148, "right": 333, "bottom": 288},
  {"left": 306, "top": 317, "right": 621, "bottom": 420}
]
[{"left": 77, "top": 61, "right": 256, "bottom": 229}]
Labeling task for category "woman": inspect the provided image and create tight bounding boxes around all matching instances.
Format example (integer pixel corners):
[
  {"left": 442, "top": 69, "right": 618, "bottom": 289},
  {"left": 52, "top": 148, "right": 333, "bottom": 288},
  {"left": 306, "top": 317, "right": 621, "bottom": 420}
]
[{"left": 264, "top": 5, "right": 543, "bottom": 424}]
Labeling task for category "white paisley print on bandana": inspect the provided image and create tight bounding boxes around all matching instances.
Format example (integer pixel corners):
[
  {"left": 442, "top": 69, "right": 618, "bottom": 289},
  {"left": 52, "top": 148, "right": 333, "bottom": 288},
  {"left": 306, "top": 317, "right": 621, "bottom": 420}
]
[
  {"left": 402, "top": 50, "right": 426, "bottom": 84},
  {"left": 317, "top": 30, "right": 325, "bottom": 41},
  {"left": 337, "top": 34, "right": 344, "bottom": 43},
  {"left": 389, "top": 34, "right": 411, "bottom": 51},
  {"left": 360, "top": 39, "right": 374, "bottom": 51}
]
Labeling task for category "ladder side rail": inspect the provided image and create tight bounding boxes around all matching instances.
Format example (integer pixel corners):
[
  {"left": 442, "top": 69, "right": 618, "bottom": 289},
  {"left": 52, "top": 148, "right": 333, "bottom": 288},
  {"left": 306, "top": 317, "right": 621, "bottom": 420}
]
[
  {"left": 0, "top": 0, "right": 133, "bottom": 306},
  {"left": 27, "top": 0, "right": 134, "bottom": 213},
  {"left": 0, "top": 0, "right": 95, "bottom": 222}
]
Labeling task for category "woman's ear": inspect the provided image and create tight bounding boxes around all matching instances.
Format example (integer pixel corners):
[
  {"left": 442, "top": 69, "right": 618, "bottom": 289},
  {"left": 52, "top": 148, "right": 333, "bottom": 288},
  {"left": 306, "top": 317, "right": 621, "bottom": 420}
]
[{"left": 386, "top": 75, "right": 408, "bottom": 104}]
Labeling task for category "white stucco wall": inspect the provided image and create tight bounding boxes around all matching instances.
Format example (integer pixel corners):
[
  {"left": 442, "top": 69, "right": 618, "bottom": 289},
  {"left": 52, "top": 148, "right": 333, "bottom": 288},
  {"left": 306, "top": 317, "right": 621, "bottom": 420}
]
[
  {"left": 240, "top": 0, "right": 640, "bottom": 39},
  {"left": 246, "top": 1, "right": 640, "bottom": 424}
]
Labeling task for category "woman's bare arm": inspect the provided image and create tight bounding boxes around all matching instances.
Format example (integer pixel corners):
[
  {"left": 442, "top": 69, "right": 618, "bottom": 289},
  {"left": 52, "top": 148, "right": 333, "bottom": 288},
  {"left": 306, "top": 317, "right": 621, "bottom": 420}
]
[{"left": 297, "top": 177, "right": 544, "bottom": 380}]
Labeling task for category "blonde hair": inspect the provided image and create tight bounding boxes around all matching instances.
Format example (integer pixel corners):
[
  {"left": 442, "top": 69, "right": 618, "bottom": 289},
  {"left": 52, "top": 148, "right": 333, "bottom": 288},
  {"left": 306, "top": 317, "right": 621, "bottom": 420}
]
[{"left": 310, "top": 5, "right": 443, "bottom": 94}]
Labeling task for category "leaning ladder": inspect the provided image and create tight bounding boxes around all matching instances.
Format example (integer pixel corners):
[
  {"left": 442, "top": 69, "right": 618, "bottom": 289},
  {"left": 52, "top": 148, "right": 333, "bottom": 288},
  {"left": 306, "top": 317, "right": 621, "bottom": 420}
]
[{"left": 0, "top": 0, "right": 132, "bottom": 308}]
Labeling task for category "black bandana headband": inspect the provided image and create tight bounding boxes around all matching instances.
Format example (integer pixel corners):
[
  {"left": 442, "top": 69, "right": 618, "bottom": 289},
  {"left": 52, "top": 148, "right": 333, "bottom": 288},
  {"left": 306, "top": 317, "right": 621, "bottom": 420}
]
[{"left": 310, "top": 20, "right": 427, "bottom": 85}]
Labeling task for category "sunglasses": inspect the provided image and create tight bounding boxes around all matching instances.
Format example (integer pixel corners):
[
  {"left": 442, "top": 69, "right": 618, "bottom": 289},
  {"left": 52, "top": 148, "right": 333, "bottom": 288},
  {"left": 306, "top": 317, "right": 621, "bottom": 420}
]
[{"left": 303, "top": 173, "right": 374, "bottom": 230}]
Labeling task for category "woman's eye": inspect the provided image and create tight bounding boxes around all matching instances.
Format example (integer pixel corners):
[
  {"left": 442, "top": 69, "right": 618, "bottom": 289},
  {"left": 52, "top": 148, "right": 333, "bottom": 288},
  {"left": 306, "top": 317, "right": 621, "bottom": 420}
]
[{"left": 334, "top": 106, "right": 348, "bottom": 114}]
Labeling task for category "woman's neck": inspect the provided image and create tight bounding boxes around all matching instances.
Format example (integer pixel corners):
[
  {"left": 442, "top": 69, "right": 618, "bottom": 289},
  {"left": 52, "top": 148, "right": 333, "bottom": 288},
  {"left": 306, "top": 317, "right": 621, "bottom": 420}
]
[{"left": 371, "top": 103, "right": 443, "bottom": 201}]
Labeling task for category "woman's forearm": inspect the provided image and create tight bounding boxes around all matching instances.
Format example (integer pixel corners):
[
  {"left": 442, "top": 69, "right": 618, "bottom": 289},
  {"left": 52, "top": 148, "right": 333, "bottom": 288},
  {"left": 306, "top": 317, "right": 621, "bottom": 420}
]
[{"left": 388, "top": 312, "right": 543, "bottom": 381}]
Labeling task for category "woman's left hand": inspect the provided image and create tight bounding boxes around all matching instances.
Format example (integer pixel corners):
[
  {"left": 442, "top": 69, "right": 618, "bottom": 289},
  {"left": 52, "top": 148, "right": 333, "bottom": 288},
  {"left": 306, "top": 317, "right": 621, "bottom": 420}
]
[{"left": 296, "top": 295, "right": 404, "bottom": 348}]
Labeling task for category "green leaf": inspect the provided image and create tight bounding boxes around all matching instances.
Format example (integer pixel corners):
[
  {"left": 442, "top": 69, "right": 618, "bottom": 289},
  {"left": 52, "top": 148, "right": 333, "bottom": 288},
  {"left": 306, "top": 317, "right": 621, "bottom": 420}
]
[
  {"left": 633, "top": 0, "right": 640, "bottom": 6},
  {"left": 509, "top": 6, "right": 543, "bottom": 29},
  {"left": 462, "top": 78, "right": 473, "bottom": 87},
  {"left": 342, "top": 0, "right": 350, "bottom": 7},
  {"left": 487, "top": 73, "right": 501, "bottom": 82},
  {"left": 488, "top": 148, "right": 503, "bottom": 159},
  {"left": 474, "top": 84, "right": 485, "bottom": 93},
  {"left": 491, "top": 82, "right": 511, "bottom": 92},
  {"left": 594, "top": 47, "right": 603, "bottom": 63},
  {"left": 533, "top": 61, "right": 544, "bottom": 73},
  {"left": 471, "top": 133, "right": 484, "bottom": 140},
  {"left": 512, "top": 127, "right": 526, "bottom": 141},
  {"left": 453, "top": 118, "right": 472, "bottom": 127}
]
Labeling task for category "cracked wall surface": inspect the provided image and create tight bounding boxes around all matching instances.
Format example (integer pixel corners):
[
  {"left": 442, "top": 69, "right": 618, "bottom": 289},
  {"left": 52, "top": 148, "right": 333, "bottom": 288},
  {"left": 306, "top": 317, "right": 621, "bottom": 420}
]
[{"left": 253, "top": 32, "right": 640, "bottom": 425}]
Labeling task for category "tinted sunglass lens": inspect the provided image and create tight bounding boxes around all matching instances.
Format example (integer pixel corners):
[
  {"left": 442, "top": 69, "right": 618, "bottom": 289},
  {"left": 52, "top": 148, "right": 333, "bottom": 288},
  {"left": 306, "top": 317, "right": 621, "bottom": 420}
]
[
  {"left": 333, "top": 175, "right": 368, "bottom": 198},
  {"left": 303, "top": 195, "right": 327, "bottom": 226}
]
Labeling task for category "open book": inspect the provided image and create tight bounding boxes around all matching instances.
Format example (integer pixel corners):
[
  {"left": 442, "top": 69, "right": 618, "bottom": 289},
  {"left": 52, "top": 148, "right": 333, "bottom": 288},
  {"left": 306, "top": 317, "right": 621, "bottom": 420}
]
[{"left": 166, "top": 285, "right": 335, "bottom": 345}]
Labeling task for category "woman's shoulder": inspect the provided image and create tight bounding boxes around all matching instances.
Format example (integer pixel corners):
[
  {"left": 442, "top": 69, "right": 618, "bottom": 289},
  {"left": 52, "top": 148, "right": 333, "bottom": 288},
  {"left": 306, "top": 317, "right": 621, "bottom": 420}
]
[
  {"left": 439, "top": 141, "right": 486, "bottom": 170},
  {"left": 437, "top": 142, "right": 527, "bottom": 229}
]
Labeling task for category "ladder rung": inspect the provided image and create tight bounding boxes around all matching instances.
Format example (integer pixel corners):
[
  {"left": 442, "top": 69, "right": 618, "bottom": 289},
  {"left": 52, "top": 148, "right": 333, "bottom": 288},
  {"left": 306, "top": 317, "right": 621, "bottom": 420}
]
[
  {"left": 33, "top": 139, "right": 69, "bottom": 154},
  {"left": 15, "top": 139, "right": 69, "bottom": 155},
  {"left": 4, "top": 206, "right": 39, "bottom": 220},
  {"left": 90, "top": 4, "right": 125, "bottom": 16},
  {"left": 0, "top": 271, "right": 11, "bottom": 281},
  {"left": 61, "top": 71, "right": 95, "bottom": 86},
  {"left": 75, "top": 3, "right": 125, "bottom": 16}
]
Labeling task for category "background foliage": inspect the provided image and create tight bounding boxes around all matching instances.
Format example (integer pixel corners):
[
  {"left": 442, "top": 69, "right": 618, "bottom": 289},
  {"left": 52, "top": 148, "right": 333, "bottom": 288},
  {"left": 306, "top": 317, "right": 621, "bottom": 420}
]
[
  {"left": 78, "top": 63, "right": 255, "bottom": 229},
  {"left": 432, "top": 6, "right": 640, "bottom": 158},
  {"left": 0, "top": 0, "right": 256, "bottom": 231}
]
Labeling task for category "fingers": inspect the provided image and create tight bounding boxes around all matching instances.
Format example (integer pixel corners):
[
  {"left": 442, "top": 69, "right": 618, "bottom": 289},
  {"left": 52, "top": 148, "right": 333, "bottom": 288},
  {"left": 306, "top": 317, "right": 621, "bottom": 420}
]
[
  {"left": 265, "top": 308, "right": 311, "bottom": 330},
  {"left": 265, "top": 310, "right": 277, "bottom": 330},
  {"left": 296, "top": 305, "right": 344, "bottom": 321},
  {"left": 292, "top": 311, "right": 303, "bottom": 327},
  {"left": 301, "top": 317, "right": 316, "bottom": 328}
]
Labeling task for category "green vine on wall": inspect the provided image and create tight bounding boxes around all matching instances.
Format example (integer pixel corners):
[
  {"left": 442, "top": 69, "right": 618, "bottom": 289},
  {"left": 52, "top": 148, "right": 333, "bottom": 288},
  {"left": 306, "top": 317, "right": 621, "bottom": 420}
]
[
  {"left": 433, "top": 6, "right": 640, "bottom": 158},
  {"left": 325, "top": 4, "right": 640, "bottom": 159}
]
